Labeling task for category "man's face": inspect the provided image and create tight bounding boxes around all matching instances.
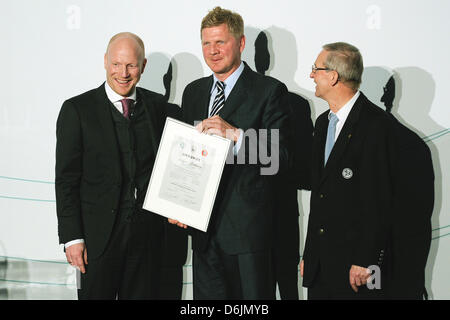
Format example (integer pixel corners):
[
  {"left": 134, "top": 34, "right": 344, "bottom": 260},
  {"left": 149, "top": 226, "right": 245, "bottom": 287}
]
[
  {"left": 201, "top": 23, "right": 245, "bottom": 81},
  {"left": 310, "top": 50, "right": 333, "bottom": 99},
  {"left": 104, "top": 38, "right": 146, "bottom": 97}
]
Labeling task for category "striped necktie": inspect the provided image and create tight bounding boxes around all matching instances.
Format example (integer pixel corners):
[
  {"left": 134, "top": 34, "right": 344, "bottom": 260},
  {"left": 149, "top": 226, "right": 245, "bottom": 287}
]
[{"left": 209, "top": 81, "right": 225, "bottom": 117}]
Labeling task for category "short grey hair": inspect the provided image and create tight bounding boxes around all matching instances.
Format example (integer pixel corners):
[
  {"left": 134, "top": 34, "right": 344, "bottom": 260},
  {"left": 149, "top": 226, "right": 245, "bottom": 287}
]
[{"left": 322, "top": 42, "right": 363, "bottom": 91}]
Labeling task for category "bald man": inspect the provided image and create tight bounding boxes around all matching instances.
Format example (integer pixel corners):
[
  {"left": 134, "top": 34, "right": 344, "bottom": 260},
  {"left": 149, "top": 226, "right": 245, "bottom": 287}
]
[{"left": 56, "top": 32, "right": 168, "bottom": 299}]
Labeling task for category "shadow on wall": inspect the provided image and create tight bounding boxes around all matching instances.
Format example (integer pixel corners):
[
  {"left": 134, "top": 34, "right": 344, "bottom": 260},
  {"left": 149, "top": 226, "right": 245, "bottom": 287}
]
[
  {"left": 245, "top": 25, "right": 314, "bottom": 300},
  {"left": 169, "top": 52, "right": 205, "bottom": 106},
  {"left": 361, "top": 66, "right": 444, "bottom": 299},
  {"left": 264, "top": 26, "right": 319, "bottom": 121},
  {"left": 140, "top": 52, "right": 204, "bottom": 107},
  {"left": 139, "top": 51, "right": 204, "bottom": 300},
  {"left": 140, "top": 52, "right": 172, "bottom": 97}
]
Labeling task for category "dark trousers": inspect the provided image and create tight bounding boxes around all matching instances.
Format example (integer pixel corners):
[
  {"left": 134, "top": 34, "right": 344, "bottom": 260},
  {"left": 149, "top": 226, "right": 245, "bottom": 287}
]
[
  {"left": 193, "top": 238, "right": 275, "bottom": 300},
  {"left": 158, "top": 223, "right": 188, "bottom": 300},
  {"left": 78, "top": 211, "right": 163, "bottom": 300}
]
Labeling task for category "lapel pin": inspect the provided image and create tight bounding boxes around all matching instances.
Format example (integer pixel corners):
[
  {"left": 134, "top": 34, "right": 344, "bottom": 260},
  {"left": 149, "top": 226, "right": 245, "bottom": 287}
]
[{"left": 342, "top": 168, "right": 353, "bottom": 179}]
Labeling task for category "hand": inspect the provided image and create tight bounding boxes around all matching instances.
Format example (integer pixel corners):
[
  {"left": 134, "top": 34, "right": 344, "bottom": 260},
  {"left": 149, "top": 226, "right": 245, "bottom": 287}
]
[
  {"left": 349, "top": 265, "right": 371, "bottom": 292},
  {"left": 65, "top": 242, "right": 88, "bottom": 274},
  {"left": 168, "top": 218, "right": 188, "bottom": 229},
  {"left": 300, "top": 260, "right": 304, "bottom": 278},
  {"left": 196, "top": 115, "right": 240, "bottom": 142}
]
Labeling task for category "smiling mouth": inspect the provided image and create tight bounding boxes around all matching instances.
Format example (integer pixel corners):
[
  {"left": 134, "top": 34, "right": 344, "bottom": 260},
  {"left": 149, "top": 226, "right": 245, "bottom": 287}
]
[{"left": 116, "top": 79, "right": 131, "bottom": 85}]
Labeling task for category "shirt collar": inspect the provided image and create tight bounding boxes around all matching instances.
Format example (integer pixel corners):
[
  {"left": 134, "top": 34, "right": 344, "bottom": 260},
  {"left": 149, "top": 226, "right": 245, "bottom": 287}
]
[
  {"left": 329, "top": 91, "right": 360, "bottom": 121},
  {"left": 104, "top": 81, "right": 137, "bottom": 104},
  {"left": 211, "top": 61, "right": 245, "bottom": 97}
]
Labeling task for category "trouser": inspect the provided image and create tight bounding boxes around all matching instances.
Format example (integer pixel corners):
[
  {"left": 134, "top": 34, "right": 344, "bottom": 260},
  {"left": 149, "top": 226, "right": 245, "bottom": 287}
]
[
  {"left": 193, "top": 238, "right": 275, "bottom": 300},
  {"left": 78, "top": 211, "right": 163, "bottom": 300}
]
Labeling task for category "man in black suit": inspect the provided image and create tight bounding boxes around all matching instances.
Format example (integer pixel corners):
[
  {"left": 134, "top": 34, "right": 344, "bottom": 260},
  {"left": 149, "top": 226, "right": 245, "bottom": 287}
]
[
  {"left": 170, "top": 7, "right": 291, "bottom": 299},
  {"left": 55, "top": 32, "right": 167, "bottom": 299},
  {"left": 300, "top": 42, "right": 396, "bottom": 299}
]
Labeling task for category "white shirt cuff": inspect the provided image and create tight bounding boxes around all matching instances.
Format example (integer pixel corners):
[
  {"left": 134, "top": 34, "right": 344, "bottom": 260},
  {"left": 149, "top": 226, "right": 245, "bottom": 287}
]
[
  {"left": 65, "top": 239, "right": 85, "bottom": 249},
  {"left": 233, "top": 129, "right": 244, "bottom": 155}
]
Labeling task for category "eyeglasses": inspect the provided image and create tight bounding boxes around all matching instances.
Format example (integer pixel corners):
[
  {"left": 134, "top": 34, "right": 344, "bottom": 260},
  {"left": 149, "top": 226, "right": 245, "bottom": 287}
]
[{"left": 312, "top": 64, "right": 331, "bottom": 73}]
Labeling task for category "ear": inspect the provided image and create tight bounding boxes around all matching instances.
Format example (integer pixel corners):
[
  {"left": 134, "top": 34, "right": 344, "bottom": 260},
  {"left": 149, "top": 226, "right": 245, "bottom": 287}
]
[
  {"left": 104, "top": 53, "right": 108, "bottom": 70},
  {"left": 141, "top": 58, "right": 147, "bottom": 74},
  {"left": 330, "top": 70, "right": 339, "bottom": 86},
  {"left": 239, "top": 35, "right": 246, "bottom": 54}
]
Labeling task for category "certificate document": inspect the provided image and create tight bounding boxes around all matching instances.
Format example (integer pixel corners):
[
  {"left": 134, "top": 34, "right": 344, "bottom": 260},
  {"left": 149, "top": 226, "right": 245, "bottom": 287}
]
[{"left": 143, "top": 117, "right": 231, "bottom": 232}]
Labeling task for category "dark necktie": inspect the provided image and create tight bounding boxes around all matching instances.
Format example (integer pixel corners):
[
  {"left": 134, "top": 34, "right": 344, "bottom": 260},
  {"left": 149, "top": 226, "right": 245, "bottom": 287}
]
[
  {"left": 209, "top": 81, "right": 225, "bottom": 117},
  {"left": 120, "top": 98, "right": 134, "bottom": 119}
]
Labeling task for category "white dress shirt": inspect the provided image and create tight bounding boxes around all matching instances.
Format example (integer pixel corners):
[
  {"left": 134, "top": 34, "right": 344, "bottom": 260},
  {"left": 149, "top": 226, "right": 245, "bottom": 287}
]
[
  {"left": 209, "top": 62, "right": 245, "bottom": 154},
  {"left": 329, "top": 91, "right": 360, "bottom": 142},
  {"left": 104, "top": 81, "right": 137, "bottom": 112}
]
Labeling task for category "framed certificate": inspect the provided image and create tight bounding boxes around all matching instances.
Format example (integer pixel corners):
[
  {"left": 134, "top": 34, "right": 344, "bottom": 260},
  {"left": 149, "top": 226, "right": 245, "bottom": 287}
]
[{"left": 143, "top": 117, "right": 232, "bottom": 232}]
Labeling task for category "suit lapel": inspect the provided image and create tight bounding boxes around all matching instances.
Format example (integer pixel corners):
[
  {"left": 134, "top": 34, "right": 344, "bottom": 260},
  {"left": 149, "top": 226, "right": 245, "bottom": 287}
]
[
  {"left": 136, "top": 88, "right": 159, "bottom": 155},
  {"left": 313, "top": 113, "right": 328, "bottom": 181},
  {"left": 218, "top": 64, "right": 249, "bottom": 120},
  {"left": 319, "top": 93, "right": 365, "bottom": 186},
  {"left": 94, "top": 84, "right": 120, "bottom": 160},
  {"left": 194, "top": 77, "right": 214, "bottom": 121}
]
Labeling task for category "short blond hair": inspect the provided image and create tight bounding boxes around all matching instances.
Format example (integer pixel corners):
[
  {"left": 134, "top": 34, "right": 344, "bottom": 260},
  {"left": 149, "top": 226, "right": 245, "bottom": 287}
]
[{"left": 201, "top": 6, "right": 244, "bottom": 39}]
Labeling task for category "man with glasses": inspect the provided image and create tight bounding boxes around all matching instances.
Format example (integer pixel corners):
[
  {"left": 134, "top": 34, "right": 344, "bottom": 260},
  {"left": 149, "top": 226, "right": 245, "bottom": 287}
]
[{"left": 300, "top": 42, "right": 396, "bottom": 299}]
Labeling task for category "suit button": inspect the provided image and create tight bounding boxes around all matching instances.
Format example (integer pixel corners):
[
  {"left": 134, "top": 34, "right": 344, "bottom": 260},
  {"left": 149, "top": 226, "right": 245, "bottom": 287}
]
[
  {"left": 111, "top": 209, "right": 116, "bottom": 214},
  {"left": 318, "top": 228, "right": 325, "bottom": 235},
  {"left": 320, "top": 194, "right": 324, "bottom": 199}
]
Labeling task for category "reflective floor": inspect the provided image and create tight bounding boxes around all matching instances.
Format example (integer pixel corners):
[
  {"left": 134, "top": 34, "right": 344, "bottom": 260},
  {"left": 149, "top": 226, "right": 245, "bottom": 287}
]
[
  {"left": 0, "top": 255, "right": 196, "bottom": 300},
  {"left": 0, "top": 256, "right": 77, "bottom": 300},
  {"left": 0, "top": 255, "right": 302, "bottom": 300}
]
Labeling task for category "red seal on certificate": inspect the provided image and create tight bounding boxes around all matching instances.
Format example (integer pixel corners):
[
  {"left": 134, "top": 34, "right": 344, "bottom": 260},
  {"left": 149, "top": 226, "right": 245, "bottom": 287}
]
[{"left": 202, "top": 150, "right": 208, "bottom": 157}]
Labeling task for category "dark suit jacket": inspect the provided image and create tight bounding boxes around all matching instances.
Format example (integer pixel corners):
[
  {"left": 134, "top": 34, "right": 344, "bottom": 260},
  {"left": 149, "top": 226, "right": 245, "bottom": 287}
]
[
  {"left": 55, "top": 84, "right": 167, "bottom": 259},
  {"left": 181, "top": 62, "right": 291, "bottom": 255},
  {"left": 302, "top": 92, "right": 396, "bottom": 291}
]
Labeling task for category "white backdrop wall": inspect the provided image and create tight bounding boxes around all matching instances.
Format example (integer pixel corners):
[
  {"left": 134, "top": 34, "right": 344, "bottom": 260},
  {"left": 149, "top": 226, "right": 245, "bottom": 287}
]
[{"left": 0, "top": 0, "right": 449, "bottom": 299}]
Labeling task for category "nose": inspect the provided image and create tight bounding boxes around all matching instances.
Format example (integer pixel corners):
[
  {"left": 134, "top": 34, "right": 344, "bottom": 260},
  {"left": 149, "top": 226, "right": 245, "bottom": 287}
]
[
  {"left": 209, "top": 43, "right": 219, "bottom": 55},
  {"left": 310, "top": 70, "right": 315, "bottom": 79},
  {"left": 119, "top": 65, "right": 129, "bottom": 78}
]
